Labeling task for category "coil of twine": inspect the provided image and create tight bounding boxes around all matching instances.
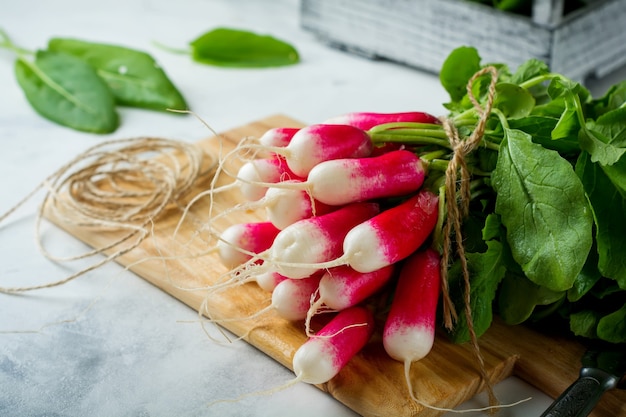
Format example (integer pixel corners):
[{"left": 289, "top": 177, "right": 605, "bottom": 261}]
[{"left": 0, "top": 136, "right": 214, "bottom": 293}]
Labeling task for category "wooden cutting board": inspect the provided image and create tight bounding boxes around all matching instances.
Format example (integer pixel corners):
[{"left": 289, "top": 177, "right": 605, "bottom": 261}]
[{"left": 49, "top": 115, "right": 625, "bottom": 417}]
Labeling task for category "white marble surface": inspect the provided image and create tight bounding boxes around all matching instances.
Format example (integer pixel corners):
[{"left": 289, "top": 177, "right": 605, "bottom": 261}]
[{"left": 1, "top": 1, "right": 624, "bottom": 416}]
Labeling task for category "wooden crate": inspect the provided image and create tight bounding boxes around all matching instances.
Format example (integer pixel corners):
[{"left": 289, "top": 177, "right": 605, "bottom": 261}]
[{"left": 300, "top": 0, "right": 626, "bottom": 82}]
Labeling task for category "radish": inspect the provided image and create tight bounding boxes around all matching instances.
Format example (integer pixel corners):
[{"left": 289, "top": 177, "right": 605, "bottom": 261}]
[
  {"left": 263, "top": 184, "right": 337, "bottom": 230},
  {"left": 268, "top": 202, "right": 380, "bottom": 279},
  {"left": 270, "top": 274, "right": 322, "bottom": 321},
  {"left": 225, "top": 156, "right": 304, "bottom": 201},
  {"left": 217, "top": 221, "right": 281, "bottom": 269},
  {"left": 312, "top": 265, "right": 395, "bottom": 311},
  {"left": 278, "top": 124, "right": 373, "bottom": 177},
  {"left": 341, "top": 190, "right": 439, "bottom": 273},
  {"left": 304, "top": 149, "right": 425, "bottom": 206},
  {"left": 255, "top": 270, "right": 288, "bottom": 292},
  {"left": 383, "top": 248, "right": 440, "bottom": 403},
  {"left": 305, "top": 264, "right": 395, "bottom": 335},
  {"left": 198, "top": 155, "right": 304, "bottom": 202},
  {"left": 201, "top": 272, "right": 321, "bottom": 326},
  {"left": 324, "top": 111, "right": 440, "bottom": 131},
  {"left": 258, "top": 127, "right": 299, "bottom": 148},
  {"left": 292, "top": 306, "right": 374, "bottom": 384}
]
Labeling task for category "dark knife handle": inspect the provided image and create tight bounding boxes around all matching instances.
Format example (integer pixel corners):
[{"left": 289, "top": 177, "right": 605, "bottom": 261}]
[{"left": 540, "top": 368, "right": 620, "bottom": 417}]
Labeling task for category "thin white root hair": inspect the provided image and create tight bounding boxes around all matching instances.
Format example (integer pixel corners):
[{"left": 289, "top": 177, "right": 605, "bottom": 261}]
[{"left": 304, "top": 291, "right": 337, "bottom": 337}]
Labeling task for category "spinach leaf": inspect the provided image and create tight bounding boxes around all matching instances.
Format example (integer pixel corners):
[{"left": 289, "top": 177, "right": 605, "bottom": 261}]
[
  {"left": 48, "top": 38, "right": 187, "bottom": 112},
  {"left": 579, "top": 107, "right": 626, "bottom": 166},
  {"left": 498, "top": 272, "right": 565, "bottom": 325},
  {"left": 601, "top": 155, "right": 626, "bottom": 198},
  {"left": 448, "top": 240, "right": 507, "bottom": 343},
  {"left": 509, "top": 116, "right": 580, "bottom": 154},
  {"left": 189, "top": 28, "right": 299, "bottom": 68},
  {"left": 15, "top": 50, "right": 118, "bottom": 133},
  {"left": 439, "top": 46, "right": 481, "bottom": 103},
  {"left": 567, "top": 247, "right": 601, "bottom": 302},
  {"left": 493, "top": 83, "right": 535, "bottom": 119},
  {"left": 579, "top": 127, "right": 626, "bottom": 166},
  {"left": 597, "top": 304, "right": 626, "bottom": 343},
  {"left": 552, "top": 98, "right": 581, "bottom": 142},
  {"left": 576, "top": 152, "right": 626, "bottom": 289},
  {"left": 492, "top": 128, "right": 593, "bottom": 291},
  {"left": 569, "top": 310, "right": 602, "bottom": 338},
  {"left": 588, "top": 107, "right": 626, "bottom": 148},
  {"left": 588, "top": 80, "right": 626, "bottom": 118},
  {"left": 510, "top": 58, "right": 549, "bottom": 85}
]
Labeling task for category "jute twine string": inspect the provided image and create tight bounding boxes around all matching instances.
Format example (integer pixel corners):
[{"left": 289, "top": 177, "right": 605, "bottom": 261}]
[
  {"left": 0, "top": 137, "right": 212, "bottom": 294},
  {"left": 439, "top": 66, "right": 499, "bottom": 409}
]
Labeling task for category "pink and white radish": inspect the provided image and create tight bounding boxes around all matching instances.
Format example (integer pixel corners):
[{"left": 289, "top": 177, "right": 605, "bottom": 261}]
[
  {"left": 267, "top": 202, "right": 380, "bottom": 279},
  {"left": 270, "top": 274, "right": 322, "bottom": 321},
  {"left": 276, "top": 124, "right": 374, "bottom": 177},
  {"left": 292, "top": 306, "right": 374, "bottom": 384},
  {"left": 324, "top": 111, "right": 440, "bottom": 131},
  {"left": 228, "top": 156, "right": 304, "bottom": 201},
  {"left": 255, "top": 270, "right": 288, "bottom": 293},
  {"left": 303, "top": 149, "right": 425, "bottom": 206},
  {"left": 340, "top": 190, "right": 439, "bottom": 273},
  {"left": 217, "top": 221, "right": 281, "bottom": 269},
  {"left": 305, "top": 264, "right": 395, "bottom": 335},
  {"left": 202, "top": 272, "right": 322, "bottom": 325},
  {"left": 258, "top": 127, "right": 299, "bottom": 148},
  {"left": 263, "top": 184, "right": 337, "bottom": 230},
  {"left": 383, "top": 248, "right": 440, "bottom": 403}
]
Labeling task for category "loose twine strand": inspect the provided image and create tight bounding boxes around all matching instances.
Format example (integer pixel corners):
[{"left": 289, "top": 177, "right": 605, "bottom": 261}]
[
  {"left": 0, "top": 137, "right": 212, "bottom": 294},
  {"left": 439, "top": 66, "right": 500, "bottom": 410}
]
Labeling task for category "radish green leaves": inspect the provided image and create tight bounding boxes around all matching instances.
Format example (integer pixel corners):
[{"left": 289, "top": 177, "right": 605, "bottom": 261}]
[
  {"left": 1, "top": 29, "right": 186, "bottom": 134},
  {"left": 430, "top": 46, "right": 626, "bottom": 344}
]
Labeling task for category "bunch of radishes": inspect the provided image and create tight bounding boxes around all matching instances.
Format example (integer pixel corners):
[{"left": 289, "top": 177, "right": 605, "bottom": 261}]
[{"left": 211, "top": 111, "right": 445, "bottom": 394}]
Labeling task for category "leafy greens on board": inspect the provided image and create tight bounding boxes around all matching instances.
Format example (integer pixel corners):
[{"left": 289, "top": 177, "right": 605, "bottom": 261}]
[{"left": 376, "top": 46, "right": 626, "bottom": 345}]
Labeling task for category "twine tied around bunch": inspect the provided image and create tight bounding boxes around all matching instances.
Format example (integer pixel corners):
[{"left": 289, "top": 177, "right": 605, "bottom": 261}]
[
  {"left": 0, "top": 137, "right": 212, "bottom": 294},
  {"left": 438, "top": 65, "right": 499, "bottom": 408}
]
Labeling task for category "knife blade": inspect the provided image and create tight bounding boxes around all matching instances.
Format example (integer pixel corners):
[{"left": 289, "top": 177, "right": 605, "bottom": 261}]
[{"left": 540, "top": 346, "right": 626, "bottom": 417}]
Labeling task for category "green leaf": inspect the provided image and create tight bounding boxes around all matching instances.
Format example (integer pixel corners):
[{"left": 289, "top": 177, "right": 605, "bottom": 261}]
[
  {"left": 567, "top": 247, "right": 601, "bottom": 302},
  {"left": 498, "top": 272, "right": 565, "bottom": 325},
  {"left": 493, "top": 0, "right": 530, "bottom": 12},
  {"left": 189, "top": 27, "right": 299, "bottom": 68},
  {"left": 579, "top": 126, "right": 626, "bottom": 166},
  {"left": 448, "top": 240, "right": 507, "bottom": 343},
  {"left": 15, "top": 50, "right": 118, "bottom": 133},
  {"left": 510, "top": 58, "right": 550, "bottom": 85},
  {"left": 569, "top": 310, "right": 601, "bottom": 338},
  {"left": 579, "top": 107, "right": 626, "bottom": 166},
  {"left": 601, "top": 155, "right": 626, "bottom": 198},
  {"left": 492, "top": 128, "right": 593, "bottom": 291},
  {"left": 551, "top": 97, "right": 582, "bottom": 142},
  {"left": 589, "top": 80, "right": 626, "bottom": 117},
  {"left": 508, "top": 116, "right": 579, "bottom": 154},
  {"left": 597, "top": 305, "right": 626, "bottom": 343},
  {"left": 48, "top": 38, "right": 187, "bottom": 112},
  {"left": 576, "top": 152, "right": 626, "bottom": 289},
  {"left": 590, "top": 107, "right": 626, "bottom": 147},
  {"left": 493, "top": 83, "right": 535, "bottom": 119},
  {"left": 439, "top": 46, "right": 481, "bottom": 103}
]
